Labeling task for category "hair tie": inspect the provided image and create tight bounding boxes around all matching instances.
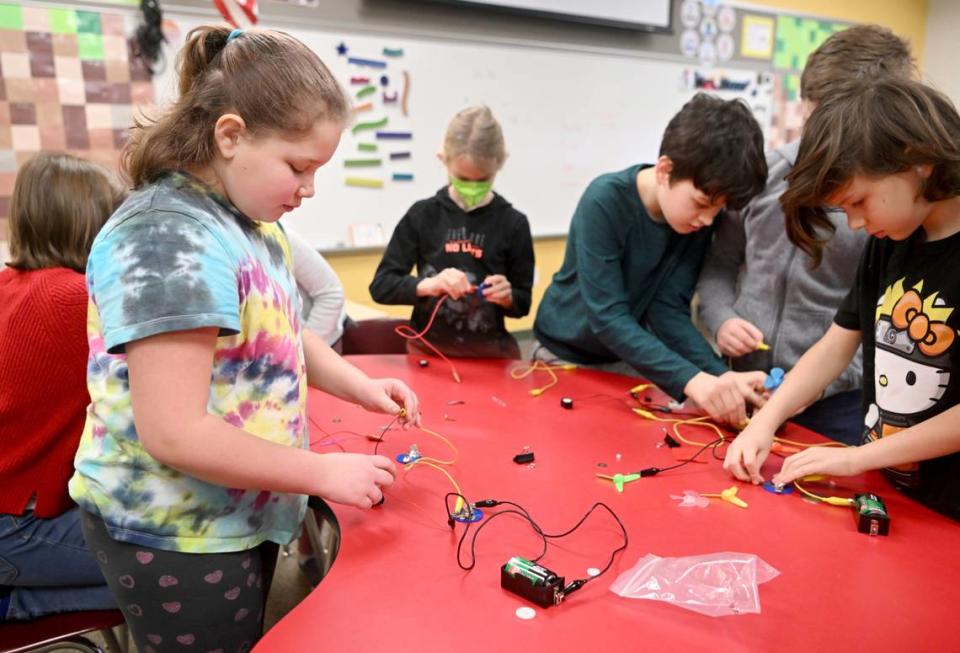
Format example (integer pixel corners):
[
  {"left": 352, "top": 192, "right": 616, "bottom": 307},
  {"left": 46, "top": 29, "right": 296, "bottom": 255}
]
[{"left": 227, "top": 28, "right": 244, "bottom": 43}]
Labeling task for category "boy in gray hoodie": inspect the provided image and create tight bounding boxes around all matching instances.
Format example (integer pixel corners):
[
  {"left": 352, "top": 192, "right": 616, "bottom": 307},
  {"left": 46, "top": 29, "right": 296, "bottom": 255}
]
[{"left": 696, "top": 25, "right": 914, "bottom": 443}]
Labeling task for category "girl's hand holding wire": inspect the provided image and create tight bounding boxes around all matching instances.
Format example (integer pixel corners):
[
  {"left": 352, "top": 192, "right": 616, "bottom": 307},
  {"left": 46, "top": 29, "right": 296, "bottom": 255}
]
[
  {"left": 723, "top": 419, "right": 776, "bottom": 484},
  {"left": 481, "top": 274, "right": 513, "bottom": 308},
  {"left": 316, "top": 452, "right": 396, "bottom": 509},
  {"left": 357, "top": 377, "right": 421, "bottom": 427},
  {"left": 772, "top": 446, "right": 864, "bottom": 487},
  {"left": 418, "top": 268, "right": 472, "bottom": 299}
]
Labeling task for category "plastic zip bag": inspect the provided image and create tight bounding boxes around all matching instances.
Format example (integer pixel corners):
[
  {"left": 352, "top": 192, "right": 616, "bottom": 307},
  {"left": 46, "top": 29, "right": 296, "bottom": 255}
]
[{"left": 609, "top": 552, "right": 779, "bottom": 617}]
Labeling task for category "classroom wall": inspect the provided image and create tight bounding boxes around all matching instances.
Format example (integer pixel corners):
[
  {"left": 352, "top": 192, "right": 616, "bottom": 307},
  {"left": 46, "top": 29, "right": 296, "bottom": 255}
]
[
  {"left": 0, "top": 0, "right": 934, "bottom": 333},
  {"left": 322, "top": 0, "right": 932, "bottom": 331},
  {"left": 743, "top": 0, "right": 928, "bottom": 64},
  {"left": 922, "top": 0, "right": 960, "bottom": 105}
]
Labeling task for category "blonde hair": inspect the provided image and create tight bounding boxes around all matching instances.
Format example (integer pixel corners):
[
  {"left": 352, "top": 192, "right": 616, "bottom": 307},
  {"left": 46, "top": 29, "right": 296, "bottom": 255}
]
[
  {"left": 124, "top": 25, "right": 350, "bottom": 188},
  {"left": 7, "top": 153, "right": 125, "bottom": 273},
  {"left": 443, "top": 106, "right": 506, "bottom": 174}
]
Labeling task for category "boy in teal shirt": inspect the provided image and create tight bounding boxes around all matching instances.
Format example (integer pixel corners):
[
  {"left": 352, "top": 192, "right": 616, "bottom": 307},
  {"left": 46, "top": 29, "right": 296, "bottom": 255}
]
[{"left": 534, "top": 94, "right": 768, "bottom": 425}]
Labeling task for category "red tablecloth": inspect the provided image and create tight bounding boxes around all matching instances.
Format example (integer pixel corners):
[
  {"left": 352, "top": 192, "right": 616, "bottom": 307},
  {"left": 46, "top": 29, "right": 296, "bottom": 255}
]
[{"left": 255, "top": 356, "right": 959, "bottom": 653}]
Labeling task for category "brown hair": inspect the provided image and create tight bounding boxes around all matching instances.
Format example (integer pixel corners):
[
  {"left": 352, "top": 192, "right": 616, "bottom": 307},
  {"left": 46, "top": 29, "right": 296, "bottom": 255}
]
[
  {"left": 123, "top": 25, "right": 350, "bottom": 187},
  {"left": 7, "top": 153, "right": 125, "bottom": 272},
  {"left": 660, "top": 93, "right": 767, "bottom": 210},
  {"left": 801, "top": 24, "right": 914, "bottom": 103},
  {"left": 782, "top": 77, "right": 960, "bottom": 264},
  {"left": 443, "top": 106, "right": 507, "bottom": 175}
]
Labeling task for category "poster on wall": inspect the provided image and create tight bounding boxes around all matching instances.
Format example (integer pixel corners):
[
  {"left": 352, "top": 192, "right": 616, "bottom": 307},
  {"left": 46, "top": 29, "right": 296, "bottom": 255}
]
[
  {"left": 740, "top": 14, "right": 774, "bottom": 59},
  {"left": 331, "top": 40, "right": 414, "bottom": 246},
  {"left": 774, "top": 16, "right": 846, "bottom": 70}
]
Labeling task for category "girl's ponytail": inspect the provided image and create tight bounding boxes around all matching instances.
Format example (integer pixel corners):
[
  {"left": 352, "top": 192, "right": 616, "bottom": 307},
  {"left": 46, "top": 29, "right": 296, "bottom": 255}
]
[
  {"left": 123, "top": 26, "right": 350, "bottom": 189},
  {"left": 175, "top": 25, "right": 231, "bottom": 97}
]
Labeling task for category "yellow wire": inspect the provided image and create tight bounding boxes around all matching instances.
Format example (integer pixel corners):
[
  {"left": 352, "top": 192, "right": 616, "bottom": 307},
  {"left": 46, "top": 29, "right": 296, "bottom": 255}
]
[
  {"left": 793, "top": 479, "right": 854, "bottom": 507},
  {"left": 773, "top": 436, "right": 847, "bottom": 448},
  {"left": 417, "top": 426, "right": 459, "bottom": 464},
  {"left": 510, "top": 360, "right": 576, "bottom": 396},
  {"left": 634, "top": 407, "right": 849, "bottom": 450},
  {"left": 673, "top": 420, "right": 727, "bottom": 447},
  {"left": 510, "top": 360, "right": 576, "bottom": 379},
  {"left": 405, "top": 458, "right": 466, "bottom": 513},
  {"left": 633, "top": 408, "right": 726, "bottom": 447}
]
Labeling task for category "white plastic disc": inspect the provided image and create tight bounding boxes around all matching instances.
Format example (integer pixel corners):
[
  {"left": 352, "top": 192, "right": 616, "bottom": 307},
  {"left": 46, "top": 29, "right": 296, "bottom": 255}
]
[
  {"left": 586, "top": 567, "right": 601, "bottom": 577},
  {"left": 515, "top": 606, "right": 536, "bottom": 620}
]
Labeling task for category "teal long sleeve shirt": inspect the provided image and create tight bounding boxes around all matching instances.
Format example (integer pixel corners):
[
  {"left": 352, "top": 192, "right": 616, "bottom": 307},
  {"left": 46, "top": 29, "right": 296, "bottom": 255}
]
[{"left": 533, "top": 165, "right": 727, "bottom": 400}]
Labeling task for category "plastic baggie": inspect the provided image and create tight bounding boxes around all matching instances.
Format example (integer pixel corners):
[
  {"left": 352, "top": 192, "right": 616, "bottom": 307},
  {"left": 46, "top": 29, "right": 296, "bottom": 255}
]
[{"left": 609, "top": 552, "right": 779, "bottom": 617}]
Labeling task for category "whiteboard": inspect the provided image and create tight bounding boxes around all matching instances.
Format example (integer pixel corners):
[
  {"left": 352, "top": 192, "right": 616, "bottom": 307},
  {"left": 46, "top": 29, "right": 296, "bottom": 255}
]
[
  {"left": 432, "top": 0, "right": 672, "bottom": 30},
  {"left": 156, "top": 17, "right": 764, "bottom": 250}
]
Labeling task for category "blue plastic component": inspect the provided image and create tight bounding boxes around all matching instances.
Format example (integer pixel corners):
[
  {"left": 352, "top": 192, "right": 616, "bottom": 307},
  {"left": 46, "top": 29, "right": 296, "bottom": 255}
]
[
  {"left": 764, "top": 367, "right": 785, "bottom": 390},
  {"left": 762, "top": 481, "right": 794, "bottom": 495},
  {"left": 396, "top": 449, "right": 422, "bottom": 464},
  {"left": 451, "top": 507, "right": 484, "bottom": 523}
]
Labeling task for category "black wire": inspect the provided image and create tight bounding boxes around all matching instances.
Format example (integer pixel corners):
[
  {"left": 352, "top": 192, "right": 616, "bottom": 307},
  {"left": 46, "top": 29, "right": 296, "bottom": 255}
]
[
  {"left": 447, "top": 495, "right": 628, "bottom": 587},
  {"left": 565, "top": 392, "right": 626, "bottom": 404},
  {"left": 711, "top": 441, "right": 728, "bottom": 461},
  {"left": 534, "top": 502, "right": 628, "bottom": 584},
  {"left": 641, "top": 436, "right": 725, "bottom": 475},
  {"left": 372, "top": 413, "right": 403, "bottom": 456},
  {"left": 459, "top": 509, "right": 549, "bottom": 571},
  {"left": 444, "top": 493, "right": 542, "bottom": 570}
]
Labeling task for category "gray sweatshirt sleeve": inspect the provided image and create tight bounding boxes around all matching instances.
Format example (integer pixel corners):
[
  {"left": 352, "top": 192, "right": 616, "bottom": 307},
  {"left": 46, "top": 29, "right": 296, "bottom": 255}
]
[
  {"left": 286, "top": 228, "right": 346, "bottom": 345},
  {"left": 696, "top": 208, "right": 746, "bottom": 337}
]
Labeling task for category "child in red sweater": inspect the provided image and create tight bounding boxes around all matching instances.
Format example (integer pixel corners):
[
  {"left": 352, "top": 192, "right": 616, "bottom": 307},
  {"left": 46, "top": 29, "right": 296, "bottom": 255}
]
[{"left": 0, "top": 153, "right": 125, "bottom": 620}]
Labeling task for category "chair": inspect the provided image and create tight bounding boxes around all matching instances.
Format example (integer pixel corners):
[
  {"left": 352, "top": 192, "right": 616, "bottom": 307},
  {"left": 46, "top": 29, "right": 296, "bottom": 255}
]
[
  {"left": 302, "top": 496, "right": 342, "bottom": 584},
  {"left": 0, "top": 609, "right": 127, "bottom": 653},
  {"left": 340, "top": 318, "right": 409, "bottom": 355}
]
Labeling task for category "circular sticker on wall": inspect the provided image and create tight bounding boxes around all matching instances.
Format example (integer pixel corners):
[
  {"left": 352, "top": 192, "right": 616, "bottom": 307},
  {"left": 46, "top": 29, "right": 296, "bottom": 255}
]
[
  {"left": 699, "top": 39, "right": 717, "bottom": 65},
  {"left": 717, "top": 33, "right": 735, "bottom": 61},
  {"left": 701, "top": 0, "right": 720, "bottom": 18},
  {"left": 680, "top": 29, "right": 700, "bottom": 57},
  {"left": 680, "top": 0, "right": 701, "bottom": 29},
  {"left": 717, "top": 6, "right": 736, "bottom": 32},
  {"left": 700, "top": 17, "right": 717, "bottom": 39}
]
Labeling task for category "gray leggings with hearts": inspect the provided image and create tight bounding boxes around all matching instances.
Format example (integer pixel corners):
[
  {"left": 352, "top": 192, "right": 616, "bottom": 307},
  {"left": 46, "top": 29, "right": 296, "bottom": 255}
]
[{"left": 80, "top": 510, "right": 279, "bottom": 653}]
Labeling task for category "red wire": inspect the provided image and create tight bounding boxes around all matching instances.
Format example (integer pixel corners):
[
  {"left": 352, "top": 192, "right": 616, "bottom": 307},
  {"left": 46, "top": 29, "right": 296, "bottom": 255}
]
[{"left": 394, "top": 295, "right": 462, "bottom": 383}]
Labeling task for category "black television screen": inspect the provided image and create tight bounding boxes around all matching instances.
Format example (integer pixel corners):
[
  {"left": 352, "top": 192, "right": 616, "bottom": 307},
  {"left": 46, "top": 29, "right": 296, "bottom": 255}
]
[{"left": 426, "top": 0, "right": 673, "bottom": 33}]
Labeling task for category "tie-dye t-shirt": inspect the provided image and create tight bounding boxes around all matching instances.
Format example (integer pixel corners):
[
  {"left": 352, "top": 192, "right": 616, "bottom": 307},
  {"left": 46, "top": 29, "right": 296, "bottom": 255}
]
[{"left": 68, "top": 173, "right": 308, "bottom": 554}]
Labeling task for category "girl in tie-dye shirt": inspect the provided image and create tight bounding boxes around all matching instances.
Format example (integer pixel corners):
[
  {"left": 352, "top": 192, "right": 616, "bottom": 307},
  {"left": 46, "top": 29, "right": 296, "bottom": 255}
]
[{"left": 69, "top": 26, "right": 420, "bottom": 650}]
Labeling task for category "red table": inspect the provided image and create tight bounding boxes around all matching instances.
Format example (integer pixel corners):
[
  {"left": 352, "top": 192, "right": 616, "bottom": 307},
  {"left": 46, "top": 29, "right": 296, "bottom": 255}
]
[{"left": 256, "top": 356, "right": 959, "bottom": 653}]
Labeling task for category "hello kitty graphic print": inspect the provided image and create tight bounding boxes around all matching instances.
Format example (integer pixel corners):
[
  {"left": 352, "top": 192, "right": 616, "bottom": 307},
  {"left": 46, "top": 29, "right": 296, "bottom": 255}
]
[
  {"left": 865, "top": 278, "right": 955, "bottom": 485},
  {"left": 833, "top": 231, "right": 960, "bottom": 519}
]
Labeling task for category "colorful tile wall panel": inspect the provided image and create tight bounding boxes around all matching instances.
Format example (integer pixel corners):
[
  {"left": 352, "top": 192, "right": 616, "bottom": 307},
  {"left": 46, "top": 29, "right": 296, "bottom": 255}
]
[{"left": 0, "top": 2, "right": 156, "bottom": 241}]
